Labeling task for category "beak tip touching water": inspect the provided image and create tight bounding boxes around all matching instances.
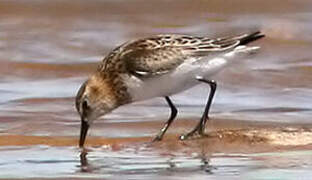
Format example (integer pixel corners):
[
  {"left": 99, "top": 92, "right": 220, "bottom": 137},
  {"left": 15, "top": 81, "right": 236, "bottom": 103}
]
[{"left": 79, "top": 117, "right": 89, "bottom": 148}]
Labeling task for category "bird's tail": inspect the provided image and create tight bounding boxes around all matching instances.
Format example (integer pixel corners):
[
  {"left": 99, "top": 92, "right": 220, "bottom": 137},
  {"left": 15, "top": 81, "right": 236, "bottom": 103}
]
[{"left": 237, "top": 31, "right": 265, "bottom": 45}]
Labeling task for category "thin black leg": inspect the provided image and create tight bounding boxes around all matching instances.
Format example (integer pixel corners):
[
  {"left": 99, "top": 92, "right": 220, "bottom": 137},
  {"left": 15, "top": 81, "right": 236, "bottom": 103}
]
[
  {"left": 152, "top": 96, "right": 178, "bottom": 141},
  {"left": 180, "top": 79, "right": 217, "bottom": 140},
  {"left": 197, "top": 79, "right": 217, "bottom": 133}
]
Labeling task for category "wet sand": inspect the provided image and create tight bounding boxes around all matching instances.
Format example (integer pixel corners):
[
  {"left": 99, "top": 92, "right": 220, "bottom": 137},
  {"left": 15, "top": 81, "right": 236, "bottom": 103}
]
[
  {"left": 1, "top": 0, "right": 312, "bottom": 179},
  {"left": 1, "top": 119, "right": 312, "bottom": 150},
  {"left": 1, "top": 119, "right": 312, "bottom": 179}
]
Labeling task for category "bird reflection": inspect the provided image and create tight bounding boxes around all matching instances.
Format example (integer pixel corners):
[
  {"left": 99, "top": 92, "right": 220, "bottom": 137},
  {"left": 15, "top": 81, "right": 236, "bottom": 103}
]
[
  {"left": 79, "top": 151, "right": 93, "bottom": 173},
  {"left": 200, "top": 156, "right": 215, "bottom": 174},
  {"left": 78, "top": 148, "right": 215, "bottom": 174}
]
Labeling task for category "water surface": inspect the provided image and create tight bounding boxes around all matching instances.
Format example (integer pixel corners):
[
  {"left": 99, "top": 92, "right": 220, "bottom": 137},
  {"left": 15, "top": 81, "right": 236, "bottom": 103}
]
[{"left": 0, "top": 0, "right": 312, "bottom": 179}]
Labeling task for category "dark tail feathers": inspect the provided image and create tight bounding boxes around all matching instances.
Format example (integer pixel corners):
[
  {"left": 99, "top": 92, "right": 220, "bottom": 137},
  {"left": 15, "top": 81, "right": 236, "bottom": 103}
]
[{"left": 239, "top": 31, "right": 265, "bottom": 45}]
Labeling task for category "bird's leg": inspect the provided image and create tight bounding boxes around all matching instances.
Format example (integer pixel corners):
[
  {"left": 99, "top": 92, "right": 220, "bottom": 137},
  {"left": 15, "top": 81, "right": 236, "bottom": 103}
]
[
  {"left": 152, "top": 96, "right": 178, "bottom": 142},
  {"left": 180, "top": 78, "right": 217, "bottom": 140}
]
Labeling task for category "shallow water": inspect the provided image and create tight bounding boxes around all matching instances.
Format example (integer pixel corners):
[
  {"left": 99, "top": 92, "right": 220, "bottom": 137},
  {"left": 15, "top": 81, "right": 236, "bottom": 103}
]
[
  {"left": 0, "top": 0, "right": 312, "bottom": 179},
  {"left": 1, "top": 145, "right": 312, "bottom": 180}
]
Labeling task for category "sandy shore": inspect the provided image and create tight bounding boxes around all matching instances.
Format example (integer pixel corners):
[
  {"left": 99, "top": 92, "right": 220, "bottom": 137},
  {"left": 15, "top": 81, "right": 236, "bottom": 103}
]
[{"left": 1, "top": 119, "right": 311, "bottom": 154}]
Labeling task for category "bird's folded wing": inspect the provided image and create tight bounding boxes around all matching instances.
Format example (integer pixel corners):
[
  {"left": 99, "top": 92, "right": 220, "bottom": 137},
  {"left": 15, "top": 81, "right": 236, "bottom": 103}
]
[
  {"left": 122, "top": 46, "right": 187, "bottom": 77},
  {"left": 119, "top": 34, "right": 243, "bottom": 77}
]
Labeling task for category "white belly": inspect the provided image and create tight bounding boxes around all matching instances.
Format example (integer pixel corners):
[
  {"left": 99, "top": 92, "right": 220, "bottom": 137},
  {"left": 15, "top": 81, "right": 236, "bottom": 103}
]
[
  {"left": 125, "top": 45, "right": 259, "bottom": 102},
  {"left": 125, "top": 56, "right": 226, "bottom": 102}
]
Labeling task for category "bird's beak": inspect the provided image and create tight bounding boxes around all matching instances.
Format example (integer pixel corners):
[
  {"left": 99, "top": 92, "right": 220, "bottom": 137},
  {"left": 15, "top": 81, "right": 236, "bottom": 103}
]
[{"left": 79, "top": 116, "right": 89, "bottom": 148}]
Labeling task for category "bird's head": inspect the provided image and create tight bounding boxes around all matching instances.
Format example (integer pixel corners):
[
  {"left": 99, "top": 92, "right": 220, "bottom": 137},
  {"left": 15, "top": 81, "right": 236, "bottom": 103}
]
[{"left": 75, "top": 74, "right": 118, "bottom": 148}]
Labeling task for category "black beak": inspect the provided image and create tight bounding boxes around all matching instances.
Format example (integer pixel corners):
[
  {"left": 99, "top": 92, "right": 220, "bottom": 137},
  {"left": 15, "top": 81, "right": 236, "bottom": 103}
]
[{"left": 79, "top": 117, "right": 89, "bottom": 148}]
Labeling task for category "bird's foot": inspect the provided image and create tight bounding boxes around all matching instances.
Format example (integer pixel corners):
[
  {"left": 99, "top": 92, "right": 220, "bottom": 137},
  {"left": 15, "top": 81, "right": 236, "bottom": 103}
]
[
  {"left": 151, "top": 131, "right": 165, "bottom": 142},
  {"left": 179, "top": 128, "right": 209, "bottom": 140},
  {"left": 152, "top": 135, "right": 163, "bottom": 142}
]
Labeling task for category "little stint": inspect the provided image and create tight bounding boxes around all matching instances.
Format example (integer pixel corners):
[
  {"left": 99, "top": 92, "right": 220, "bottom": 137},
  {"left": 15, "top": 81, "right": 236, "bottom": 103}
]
[{"left": 75, "top": 31, "right": 264, "bottom": 147}]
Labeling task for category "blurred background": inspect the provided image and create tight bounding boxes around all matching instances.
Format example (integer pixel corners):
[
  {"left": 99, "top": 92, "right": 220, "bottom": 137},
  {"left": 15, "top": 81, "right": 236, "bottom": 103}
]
[
  {"left": 0, "top": 0, "right": 311, "bottom": 136},
  {"left": 0, "top": 0, "right": 312, "bottom": 179}
]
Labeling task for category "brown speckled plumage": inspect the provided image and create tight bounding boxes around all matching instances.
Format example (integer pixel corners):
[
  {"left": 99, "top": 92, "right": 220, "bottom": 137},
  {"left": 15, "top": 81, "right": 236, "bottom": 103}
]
[
  {"left": 76, "top": 31, "right": 264, "bottom": 147},
  {"left": 94, "top": 32, "right": 262, "bottom": 104},
  {"left": 98, "top": 33, "right": 261, "bottom": 75}
]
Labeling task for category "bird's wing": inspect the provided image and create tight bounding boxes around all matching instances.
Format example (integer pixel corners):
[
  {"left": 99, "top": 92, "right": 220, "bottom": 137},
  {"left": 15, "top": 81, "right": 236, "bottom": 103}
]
[
  {"left": 121, "top": 45, "right": 187, "bottom": 77},
  {"left": 109, "top": 32, "right": 263, "bottom": 77}
]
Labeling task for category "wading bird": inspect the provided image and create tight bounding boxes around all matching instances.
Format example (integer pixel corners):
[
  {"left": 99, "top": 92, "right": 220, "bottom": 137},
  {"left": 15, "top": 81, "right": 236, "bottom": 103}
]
[{"left": 76, "top": 31, "right": 264, "bottom": 147}]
